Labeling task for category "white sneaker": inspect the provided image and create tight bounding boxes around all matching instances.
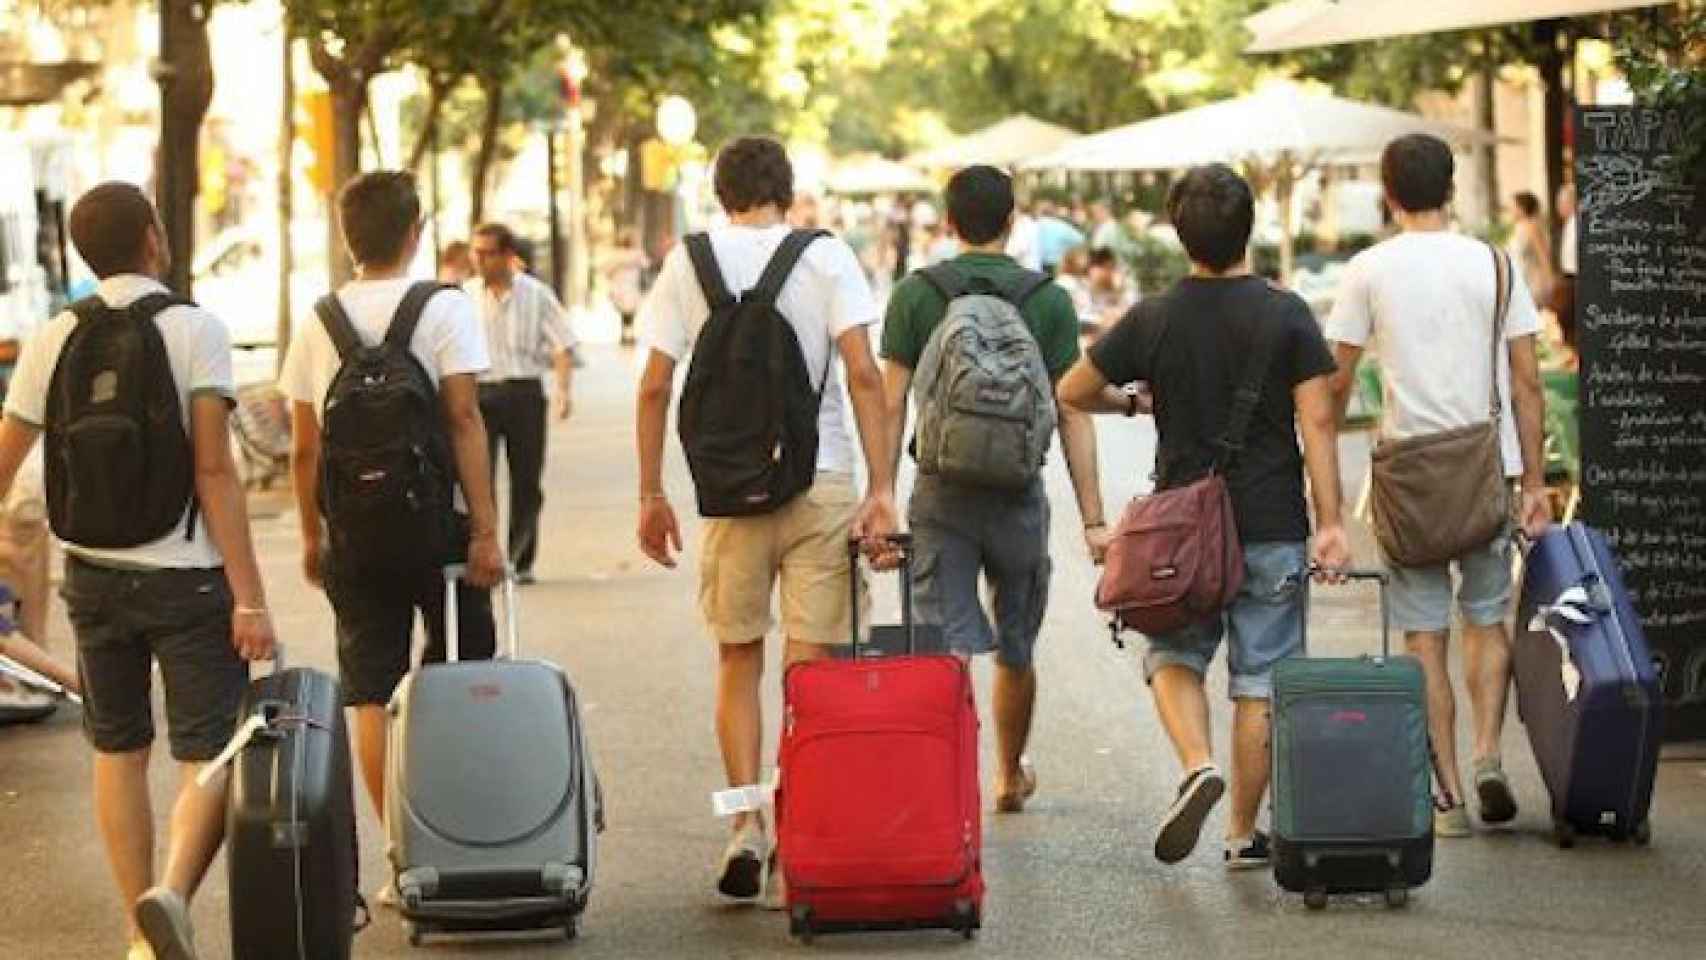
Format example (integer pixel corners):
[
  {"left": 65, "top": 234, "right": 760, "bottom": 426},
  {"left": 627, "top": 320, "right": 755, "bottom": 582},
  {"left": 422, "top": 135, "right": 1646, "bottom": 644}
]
[
  {"left": 0, "top": 675, "right": 55, "bottom": 722},
  {"left": 135, "top": 887, "right": 198, "bottom": 960},
  {"left": 716, "top": 823, "right": 769, "bottom": 900}
]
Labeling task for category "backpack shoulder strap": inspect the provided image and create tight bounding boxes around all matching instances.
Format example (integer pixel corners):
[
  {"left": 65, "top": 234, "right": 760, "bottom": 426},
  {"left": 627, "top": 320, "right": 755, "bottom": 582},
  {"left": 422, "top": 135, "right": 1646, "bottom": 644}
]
[
  {"left": 386, "top": 281, "right": 453, "bottom": 350},
  {"left": 315, "top": 292, "right": 364, "bottom": 361},
  {"left": 751, "top": 229, "right": 828, "bottom": 305},
  {"left": 1212, "top": 291, "right": 1285, "bottom": 471},
  {"left": 993, "top": 269, "right": 1054, "bottom": 310},
  {"left": 1486, "top": 241, "right": 1511, "bottom": 419},
  {"left": 684, "top": 233, "right": 733, "bottom": 311},
  {"left": 67, "top": 295, "right": 109, "bottom": 327},
  {"left": 919, "top": 263, "right": 968, "bottom": 302}
]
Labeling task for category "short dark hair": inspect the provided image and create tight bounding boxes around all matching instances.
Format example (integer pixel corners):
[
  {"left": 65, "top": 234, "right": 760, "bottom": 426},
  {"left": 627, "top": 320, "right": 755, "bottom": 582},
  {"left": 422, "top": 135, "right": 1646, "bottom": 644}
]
[
  {"left": 1512, "top": 191, "right": 1541, "bottom": 219},
  {"left": 1166, "top": 164, "right": 1253, "bottom": 273},
  {"left": 473, "top": 222, "right": 517, "bottom": 253},
  {"left": 944, "top": 165, "right": 1014, "bottom": 245},
  {"left": 68, "top": 182, "right": 158, "bottom": 278},
  {"left": 713, "top": 137, "right": 793, "bottom": 214},
  {"left": 1381, "top": 134, "right": 1455, "bottom": 213},
  {"left": 1088, "top": 247, "right": 1119, "bottom": 269},
  {"left": 337, "top": 170, "right": 420, "bottom": 267}
]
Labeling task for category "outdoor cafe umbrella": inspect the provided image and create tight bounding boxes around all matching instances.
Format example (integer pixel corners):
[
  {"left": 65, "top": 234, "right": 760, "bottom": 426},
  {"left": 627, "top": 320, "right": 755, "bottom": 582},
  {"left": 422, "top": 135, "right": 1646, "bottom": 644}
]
[
  {"left": 1022, "top": 84, "right": 1498, "bottom": 279},
  {"left": 825, "top": 155, "right": 935, "bottom": 196},
  {"left": 1243, "top": 0, "right": 1673, "bottom": 53},
  {"left": 905, "top": 114, "right": 1080, "bottom": 171}
]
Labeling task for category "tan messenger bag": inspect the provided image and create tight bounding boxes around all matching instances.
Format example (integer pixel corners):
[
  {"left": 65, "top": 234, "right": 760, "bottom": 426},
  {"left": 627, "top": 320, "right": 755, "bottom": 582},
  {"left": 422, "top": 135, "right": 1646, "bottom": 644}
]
[{"left": 1370, "top": 244, "right": 1514, "bottom": 568}]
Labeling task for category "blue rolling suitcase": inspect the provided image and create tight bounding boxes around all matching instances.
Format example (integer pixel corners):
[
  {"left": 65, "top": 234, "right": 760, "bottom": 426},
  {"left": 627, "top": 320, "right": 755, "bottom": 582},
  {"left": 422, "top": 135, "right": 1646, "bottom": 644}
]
[{"left": 1515, "top": 522, "right": 1661, "bottom": 848}]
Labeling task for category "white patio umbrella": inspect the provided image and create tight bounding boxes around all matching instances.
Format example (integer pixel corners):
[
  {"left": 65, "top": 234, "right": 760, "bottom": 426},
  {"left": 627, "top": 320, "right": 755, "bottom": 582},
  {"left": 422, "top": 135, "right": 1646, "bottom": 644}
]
[
  {"left": 825, "top": 155, "right": 935, "bottom": 196},
  {"left": 1244, "top": 0, "right": 1674, "bottom": 53},
  {"left": 905, "top": 115, "right": 1080, "bottom": 170},
  {"left": 1023, "top": 85, "right": 1498, "bottom": 279}
]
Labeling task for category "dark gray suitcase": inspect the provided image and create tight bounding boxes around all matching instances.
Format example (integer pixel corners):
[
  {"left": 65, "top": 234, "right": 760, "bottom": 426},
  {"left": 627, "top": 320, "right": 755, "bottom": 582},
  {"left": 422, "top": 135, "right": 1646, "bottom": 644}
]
[{"left": 386, "top": 570, "right": 601, "bottom": 945}]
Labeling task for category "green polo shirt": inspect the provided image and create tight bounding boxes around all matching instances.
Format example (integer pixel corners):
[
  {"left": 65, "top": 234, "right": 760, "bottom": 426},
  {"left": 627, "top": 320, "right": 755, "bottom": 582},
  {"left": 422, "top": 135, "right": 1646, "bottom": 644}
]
[{"left": 880, "top": 252, "right": 1081, "bottom": 378}]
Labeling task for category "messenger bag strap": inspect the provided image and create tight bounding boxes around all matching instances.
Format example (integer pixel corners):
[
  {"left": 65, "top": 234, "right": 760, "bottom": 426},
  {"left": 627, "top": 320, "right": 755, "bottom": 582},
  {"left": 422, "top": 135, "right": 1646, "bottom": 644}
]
[
  {"left": 1212, "top": 296, "right": 1283, "bottom": 473},
  {"left": 683, "top": 233, "right": 733, "bottom": 311},
  {"left": 1486, "top": 242, "right": 1512, "bottom": 420}
]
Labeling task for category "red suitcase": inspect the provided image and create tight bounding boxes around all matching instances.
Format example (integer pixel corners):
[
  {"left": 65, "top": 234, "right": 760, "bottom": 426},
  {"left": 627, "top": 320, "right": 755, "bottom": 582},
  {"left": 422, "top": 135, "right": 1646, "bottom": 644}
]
[{"left": 777, "top": 535, "right": 983, "bottom": 943}]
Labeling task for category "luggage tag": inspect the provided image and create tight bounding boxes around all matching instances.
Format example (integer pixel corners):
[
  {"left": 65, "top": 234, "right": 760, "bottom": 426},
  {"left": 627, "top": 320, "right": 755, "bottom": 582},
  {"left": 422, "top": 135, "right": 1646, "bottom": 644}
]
[
  {"left": 1531, "top": 587, "right": 1598, "bottom": 704},
  {"left": 711, "top": 769, "right": 780, "bottom": 818},
  {"left": 195, "top": 713, "right": 270, "bottom": 788}
]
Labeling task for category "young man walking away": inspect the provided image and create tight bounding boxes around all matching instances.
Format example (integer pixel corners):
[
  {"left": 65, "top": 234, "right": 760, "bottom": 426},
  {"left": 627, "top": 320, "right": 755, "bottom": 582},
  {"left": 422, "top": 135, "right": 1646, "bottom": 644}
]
[
  {"left": 879, "top": 164, "right": 1110, "bottom": 815},
  {"left": 467, "top": 221, "right": 577, "bottom": 585},
  {"left": 281, "top": 172, "right": 505, "bottom": 901},
  {"left": 0, "top": 182, "right": 277, "bottom": 960},
  {"left": 1058, "top": 164, "right": 1350, "bottom": 869},
  {"left": 634, "top": 136, "right": 898, "bottom": 905},
  {"left": 1325, "top": 135, "right": 1551, "bottom": 837}
]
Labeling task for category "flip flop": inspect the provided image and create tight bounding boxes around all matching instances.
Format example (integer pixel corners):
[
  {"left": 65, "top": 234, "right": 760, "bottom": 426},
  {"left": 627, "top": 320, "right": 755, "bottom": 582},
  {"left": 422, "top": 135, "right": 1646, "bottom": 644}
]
[{"left": 994, "top": 760, "right": 1038, "bottom": 813}]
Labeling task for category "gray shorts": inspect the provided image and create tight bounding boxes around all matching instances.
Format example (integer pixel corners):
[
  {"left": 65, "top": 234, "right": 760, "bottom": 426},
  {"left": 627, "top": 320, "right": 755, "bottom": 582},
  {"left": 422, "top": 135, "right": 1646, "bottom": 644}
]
[
  {"left": 1143, "top": 542, "right": 1309, "bottom": 700},
  {"left": 61, "top": 557, "right": 246, "bottom": 763},
  {"left": 909, "top": 474, "right": 1051, "bottom": 669},
  {"left": 1385, "top": 526, "right": 1515, "bottom": 633}
]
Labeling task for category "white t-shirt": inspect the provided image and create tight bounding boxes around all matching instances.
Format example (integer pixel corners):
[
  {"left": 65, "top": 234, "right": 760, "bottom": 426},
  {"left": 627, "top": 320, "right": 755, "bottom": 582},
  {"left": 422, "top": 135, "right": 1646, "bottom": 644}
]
[
  {"left": 4, "top": 274, "right": 234, "bottom": 569},
  {"left": 1326, "top": 231, "right": 1542, "bottom": 477},
  {"left": 1005, "top": 215, "right": 1041, "bottom": 271},
  {"left": 1560, "top": 214, "right": 1578, "bottom": 275},
  {"left": 465, "top": 272, "right": 578, "bottom": 383},
  {"left": 279, "top": 277, "right": 490, "bottom": 418},
  {"left": 637, "top": 225, "right": 879, "bottom": 474}
]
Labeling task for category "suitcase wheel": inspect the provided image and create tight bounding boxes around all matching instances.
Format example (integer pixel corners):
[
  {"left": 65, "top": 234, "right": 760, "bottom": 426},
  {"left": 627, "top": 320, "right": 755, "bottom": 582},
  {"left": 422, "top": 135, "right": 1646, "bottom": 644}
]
[
  {"left": 1304, "top": 889, "right": 1329, "bottom": 911},
  {"left": 1552, "top": 820, "right": 1577, "bottom": 849},
  {"left": 404, "top": 920, "right": 424, "bottom": 947},
  {"left": 563, "top": 917, "right": 579, "bottom": 941},
  {"left": 954, "top": 899, "right": 978, "bottom": 940},
  {"left": 1632, "top": 820, "right": 1652, "bottom": 847},
  {"left": 789, "top": 905, "right": 814, "bottom": 945},
  {"left": 1384, "top": 885, "right": 1409, "bottom": 909}
]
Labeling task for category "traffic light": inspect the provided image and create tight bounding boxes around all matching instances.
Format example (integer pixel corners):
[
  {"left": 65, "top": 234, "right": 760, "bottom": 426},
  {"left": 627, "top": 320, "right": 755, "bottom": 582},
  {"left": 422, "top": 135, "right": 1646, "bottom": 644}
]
[{"left": 299, "top": 90, "right": 334, "bottom": 195}]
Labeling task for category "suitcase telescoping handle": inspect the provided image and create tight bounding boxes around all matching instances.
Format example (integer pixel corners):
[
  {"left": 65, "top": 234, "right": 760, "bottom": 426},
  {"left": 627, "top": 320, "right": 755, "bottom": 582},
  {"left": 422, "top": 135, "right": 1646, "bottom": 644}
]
[
  {"left": 846, "top": 533, "right": 915, "bottom": 659},
  {"left": 1311, "top": 565, "right": 1392, "bottom": 658},
  {"left": 442, "top": 564, "right": 520, "bottom": 662}
]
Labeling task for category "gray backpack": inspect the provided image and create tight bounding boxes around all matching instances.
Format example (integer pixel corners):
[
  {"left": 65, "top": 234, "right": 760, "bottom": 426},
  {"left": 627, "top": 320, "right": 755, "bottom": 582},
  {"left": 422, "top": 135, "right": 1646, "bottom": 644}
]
[{"left": 912, "top": 264, "right": 1057, "bottom": 490}]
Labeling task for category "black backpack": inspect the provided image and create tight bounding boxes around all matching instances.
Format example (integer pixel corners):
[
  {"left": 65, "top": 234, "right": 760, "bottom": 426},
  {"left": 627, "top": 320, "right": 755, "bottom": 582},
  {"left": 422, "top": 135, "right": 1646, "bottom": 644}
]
[
  {"left": 315, "top": 282, "right": 459, "bottom": 573},
  {"left": 678, "top": 229, "right": 829, "bottom": 518},
  {"left": 44, "top": 293, "right": 198, "bottom": 548}
]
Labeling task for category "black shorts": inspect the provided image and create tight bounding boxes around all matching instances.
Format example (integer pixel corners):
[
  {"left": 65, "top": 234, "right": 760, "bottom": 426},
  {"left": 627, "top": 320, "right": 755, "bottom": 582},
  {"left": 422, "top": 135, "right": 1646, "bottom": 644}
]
[
  {"left": 61, "top": 557, "right": 246, "bottom": 763},
  {"left": 324, "top": 555, "right": 496, "bottom": 707}
]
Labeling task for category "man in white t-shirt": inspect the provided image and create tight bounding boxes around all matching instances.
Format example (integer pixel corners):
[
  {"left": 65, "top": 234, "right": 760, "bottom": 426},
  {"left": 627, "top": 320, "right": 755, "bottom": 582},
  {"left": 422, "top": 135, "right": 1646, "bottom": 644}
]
[
  {"left": 634, "top": 137, "right": 897, "bottom": 906},
  {"left": 0, "top": 182, "right": 276, "bottom": 960},
  {"left": 280, "top": 172, "right": 504, "bottom": 884},
  {"left": 1326, "top": 134, "right": 1551, "bottom": 840}
]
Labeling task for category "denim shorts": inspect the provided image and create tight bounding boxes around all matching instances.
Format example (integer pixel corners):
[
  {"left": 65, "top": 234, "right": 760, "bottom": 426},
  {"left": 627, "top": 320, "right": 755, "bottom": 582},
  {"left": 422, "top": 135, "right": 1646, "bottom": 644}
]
[
  {"left": 1143, "top": 542, "right": 1309, "bottom": 700},
  {"left": 1384, "top": 525, "right": 1515, "bottom": 633},
  {"left": 909, "top": 474, "right": 1051, "bottom": 669}
]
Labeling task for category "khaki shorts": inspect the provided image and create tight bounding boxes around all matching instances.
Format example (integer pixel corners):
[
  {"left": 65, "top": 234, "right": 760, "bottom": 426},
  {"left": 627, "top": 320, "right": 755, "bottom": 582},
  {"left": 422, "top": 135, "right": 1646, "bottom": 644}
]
[{"left": 699, "top": 473, "right": 867, "bottom": 647}]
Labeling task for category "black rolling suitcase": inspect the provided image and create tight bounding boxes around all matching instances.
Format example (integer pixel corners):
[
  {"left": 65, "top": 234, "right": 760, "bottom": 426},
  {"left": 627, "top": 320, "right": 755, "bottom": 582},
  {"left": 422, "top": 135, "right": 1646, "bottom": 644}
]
[
  {"left": 1271, "top": 570, "right": 1434, "bottom": 910},
  {"left": 223, "top": 653, "right": 362, "bottom": 959}
]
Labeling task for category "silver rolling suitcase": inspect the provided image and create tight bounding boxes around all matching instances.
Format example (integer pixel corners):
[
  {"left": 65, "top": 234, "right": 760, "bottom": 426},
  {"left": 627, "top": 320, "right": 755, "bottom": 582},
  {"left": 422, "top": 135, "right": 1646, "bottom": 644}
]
[{"left": 385, "top": 568, "right": 601, "bottom": 945}]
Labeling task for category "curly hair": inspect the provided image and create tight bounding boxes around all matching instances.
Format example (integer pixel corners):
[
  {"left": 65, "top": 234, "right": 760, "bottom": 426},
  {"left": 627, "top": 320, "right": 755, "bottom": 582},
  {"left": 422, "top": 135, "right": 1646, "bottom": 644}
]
[{"left": 714, "top": 137, "right": 794, "bottom": 214}]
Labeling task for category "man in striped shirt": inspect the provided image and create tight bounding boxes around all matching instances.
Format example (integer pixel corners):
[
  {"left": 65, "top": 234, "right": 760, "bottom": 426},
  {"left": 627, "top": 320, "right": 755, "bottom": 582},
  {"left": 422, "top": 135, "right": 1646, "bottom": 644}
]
[{"left": 467, "top": 222, "right": 577, "bottom": 584}]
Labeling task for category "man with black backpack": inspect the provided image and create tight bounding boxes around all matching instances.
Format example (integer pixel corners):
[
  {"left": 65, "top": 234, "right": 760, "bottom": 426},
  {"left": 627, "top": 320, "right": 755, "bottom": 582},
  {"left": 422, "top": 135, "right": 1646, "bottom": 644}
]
[
  {"left": 878, "top": 164, "right": 1109, "bottom": 816},
  {"left": 1057, "top": 164, "right": 1349, "bottom": 870},
  {"left": 0, "top": 182, "right": 276, "bottom": 960},
  {"left": 280, "top": 171, "right": 504, "bottom": 897},
  {"left": 634, "top": 136, "right": 897, "bottom": 904}
]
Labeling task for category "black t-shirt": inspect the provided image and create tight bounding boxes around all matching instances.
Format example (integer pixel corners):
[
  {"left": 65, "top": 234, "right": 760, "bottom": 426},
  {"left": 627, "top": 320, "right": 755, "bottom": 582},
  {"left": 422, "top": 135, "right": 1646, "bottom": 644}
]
[{"left": 1089, "top": 276, "right": 1336, "bottom": 543}]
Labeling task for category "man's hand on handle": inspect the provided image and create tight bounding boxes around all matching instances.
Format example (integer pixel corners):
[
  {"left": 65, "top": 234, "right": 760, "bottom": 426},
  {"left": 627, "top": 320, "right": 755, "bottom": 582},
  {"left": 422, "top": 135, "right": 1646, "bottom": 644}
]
[
  {"left": 852, "top": 492, "right": 902, "bottom": 570},
  {"left": 1083, "top": 524, "right": 1112, "bottom": 566},
  {"left": 639, "top": 496, "right": 684, "bottom": 569},
  {"left": 1519, "top": 486, "right": 1553, "bottom": 542},
  {"left": 466, "top": 530, "right": 505, "bottom": 588},
  {"left": 232, "top": 608, "right": 277, "bottom": 662},
  {"left": 1310, "top": 523, "right": 1352, "bottom": 585}
]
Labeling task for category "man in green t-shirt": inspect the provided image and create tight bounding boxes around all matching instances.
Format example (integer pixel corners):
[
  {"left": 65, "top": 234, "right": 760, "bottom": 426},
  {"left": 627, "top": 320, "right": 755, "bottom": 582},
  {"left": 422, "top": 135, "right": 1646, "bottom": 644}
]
[{"left": 879, "top": 164, "right": 1111, "bottom": 814}]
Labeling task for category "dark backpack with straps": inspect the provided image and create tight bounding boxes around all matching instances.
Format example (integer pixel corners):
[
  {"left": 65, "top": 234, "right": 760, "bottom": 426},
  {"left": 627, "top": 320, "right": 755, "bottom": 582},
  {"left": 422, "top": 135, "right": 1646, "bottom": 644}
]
[
  {"left": 911, "top": 263, "right": 1058, "bottom": 490},
  {"left": 315, "top": 282, "right": 459, "bottom": 573},
  {"left": 678, "top": 228, "right": 829, "bottom": 518},
  {"left": 44, "top": 293, "right": 198, "bottom": 548}
]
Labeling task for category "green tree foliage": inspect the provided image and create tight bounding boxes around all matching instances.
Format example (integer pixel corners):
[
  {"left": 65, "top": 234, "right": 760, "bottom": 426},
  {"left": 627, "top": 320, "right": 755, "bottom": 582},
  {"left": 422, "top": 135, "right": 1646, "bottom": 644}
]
[{"left": 1614, "top": 4, "right": 1706, "bottom": 185}]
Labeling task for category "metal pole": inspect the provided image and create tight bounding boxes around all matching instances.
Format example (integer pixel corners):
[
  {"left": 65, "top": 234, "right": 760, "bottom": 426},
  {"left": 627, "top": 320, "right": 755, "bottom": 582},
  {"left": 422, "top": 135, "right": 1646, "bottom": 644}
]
[
  {"left": 276, "top": 27, "right": 295, "bottom": 374},
  {"left": 547, "top": 123, "right": 565, "bottom": 298},
  {"left": 567, "top": 104, "right": 587, "bottom": 310}
]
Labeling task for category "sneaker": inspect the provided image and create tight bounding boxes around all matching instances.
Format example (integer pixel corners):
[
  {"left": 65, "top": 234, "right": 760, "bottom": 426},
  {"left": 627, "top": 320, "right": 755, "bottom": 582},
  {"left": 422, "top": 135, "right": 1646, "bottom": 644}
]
[
  {"left": 716, "top": 823, "right": 769, "bottom": 900},
  {"left": 1224, "top": 830, "right": 1271, "bottom": 870},
  {"left": 761, "top": 850, "right": 787, "bottom": 911},
  {"left": 515, "top": 570, "right": 538, "bottom": 587},
  {"left": 134, "top": 887, "right": 198, "bottom": 960},
  {"left": 1154, "top": 764, "right": 1226, "bottom": 865},
  {"left": 1473, "top": 758, "right": 1519, "bottom": 825},
  {"left": 0, "top": 674, "right": 56, "bottom": 722},
  {"left": 1434, "top": 794, "right": 1473, "bottom": 838}
]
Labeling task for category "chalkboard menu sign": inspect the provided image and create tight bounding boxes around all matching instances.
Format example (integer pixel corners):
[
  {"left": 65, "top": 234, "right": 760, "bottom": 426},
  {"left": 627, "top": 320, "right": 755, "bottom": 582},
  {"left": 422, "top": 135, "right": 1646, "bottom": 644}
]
[{"left": 1576, "top": 105, "right": 1706, "bottom": 743}]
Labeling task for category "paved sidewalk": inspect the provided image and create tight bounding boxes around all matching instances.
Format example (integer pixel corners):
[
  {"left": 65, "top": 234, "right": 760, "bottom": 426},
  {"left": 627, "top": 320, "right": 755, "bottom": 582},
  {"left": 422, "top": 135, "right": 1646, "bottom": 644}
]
[{"left": 1, "top": 342, "right": 1702, "bottom": 959}]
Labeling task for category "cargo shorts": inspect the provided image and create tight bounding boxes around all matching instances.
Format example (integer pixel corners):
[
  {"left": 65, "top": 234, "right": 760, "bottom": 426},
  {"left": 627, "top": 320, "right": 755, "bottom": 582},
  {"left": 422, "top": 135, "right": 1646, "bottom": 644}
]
[
  {"left": 698, "top": 472, "right": 866, "bottom": 647},
  {"left": 61, "top": 556, "right": 246, "bottom": 762},
  {"left": 1143, "top": 542, "right": 1309, "bottom": 700},
  {"left": 1384, "top": 524, "right": 1515, "bottom": 633},
  {"left": 908, "top": 474, "right": 1052, "bottom": 669}
]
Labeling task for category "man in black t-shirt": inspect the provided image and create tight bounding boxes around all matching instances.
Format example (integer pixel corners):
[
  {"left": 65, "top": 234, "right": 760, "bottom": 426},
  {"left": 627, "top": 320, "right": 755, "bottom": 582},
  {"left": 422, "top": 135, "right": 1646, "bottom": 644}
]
[{"left": 1058, "top": 164, "right": 1349, "bottom": 872}]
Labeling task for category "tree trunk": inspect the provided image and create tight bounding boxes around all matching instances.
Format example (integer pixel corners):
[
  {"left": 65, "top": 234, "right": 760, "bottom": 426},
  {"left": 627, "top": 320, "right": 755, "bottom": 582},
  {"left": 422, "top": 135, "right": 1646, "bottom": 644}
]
[
  {"left": 327, "top": 73, "right": 367, "bottom": 285},
  {"left": 1536, "top": 19, "right": 1569, "bottom": 224},
  {"left": 1477, "top": 56, "right": 1500, "bottom": 230},
  {"left": 277, "top": 28, "right": 295, "bottom": 371},
  {"left": 546, "top": 126, "right": 564, "bottom": 298},
  {"left": 469, "top": 74, "right": 506, "bottom": 231},
  {"left": 1276, "top": 157, "right": 1297, "bottom": 286},
  {"left": 156, "top": 0, "right": 214, "bottom": 296},
  {"left": 406, "top": 74, "right": 451, "bottom": 174}
]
